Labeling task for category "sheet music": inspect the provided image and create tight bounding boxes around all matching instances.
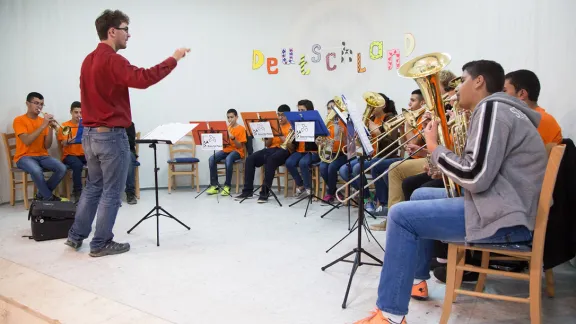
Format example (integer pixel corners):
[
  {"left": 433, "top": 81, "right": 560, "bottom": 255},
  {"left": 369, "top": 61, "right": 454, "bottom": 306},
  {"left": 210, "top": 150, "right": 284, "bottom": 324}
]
[
  {"left": 342, "top": 95, "right": 374, "bottom": 156},
  {"left": 332, "top": 106, "right": 349, "bottom": 124},
  {"left": 142, "top": 123, "right": 198, "bottom": 144},
  {"left": 201, "top": 133, "right": 223, "bottom": 151}
]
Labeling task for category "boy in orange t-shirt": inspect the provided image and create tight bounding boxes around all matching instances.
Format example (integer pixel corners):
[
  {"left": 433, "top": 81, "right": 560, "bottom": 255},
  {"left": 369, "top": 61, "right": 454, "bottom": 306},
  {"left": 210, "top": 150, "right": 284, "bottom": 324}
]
[
  {"left": 13, "top": 92, "right": 67, "bottom": 201},
  {"left": 206, "top": 109, "right": 248, "bottom": 196},
  {"left": 58, "top": 101, "right": 86, "bottom": 202},
  {"left": 235, "top": 104, "right": 292, "bottom": 203},
  {"left": 503, "top": 69, "right": 563, "bottom": 144}
]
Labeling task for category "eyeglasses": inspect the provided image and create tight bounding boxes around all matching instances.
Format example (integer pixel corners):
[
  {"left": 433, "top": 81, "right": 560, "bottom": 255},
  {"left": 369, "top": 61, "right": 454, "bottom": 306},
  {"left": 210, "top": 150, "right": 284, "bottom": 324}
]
[
  {"left": 115, "top": 27, "right": 129, "bottom": 32},
  {"left": 27, "top": 101, "right": 45, "bottom": 108}
]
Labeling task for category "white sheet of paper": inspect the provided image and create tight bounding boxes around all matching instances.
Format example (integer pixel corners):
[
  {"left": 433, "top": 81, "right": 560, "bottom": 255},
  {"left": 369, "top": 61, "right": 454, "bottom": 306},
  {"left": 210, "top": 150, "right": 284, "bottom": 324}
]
[
  {"left": 250, "top": 122, "right": 273, "bottom": 139},
  {"left": 201, "top": 133, "right": 223, "bottom": 151},
  {"left": 295, "top": 122, "right": 315, "bottom": 142},
  {"left": 332, "top": 106, "right": 349, "bottom": 124},
  {"left": 142, "top": 123, "right": 198, "bottom": 144},
  {"left": 342, "top": 95, "right": 373, "bottom": 156}
]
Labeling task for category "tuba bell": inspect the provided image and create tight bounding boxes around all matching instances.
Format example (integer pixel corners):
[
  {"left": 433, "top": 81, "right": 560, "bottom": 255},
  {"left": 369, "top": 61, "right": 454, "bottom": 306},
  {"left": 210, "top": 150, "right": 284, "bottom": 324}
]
[{"left": 318, "top": 96, "right": 347, "bottom": 163}]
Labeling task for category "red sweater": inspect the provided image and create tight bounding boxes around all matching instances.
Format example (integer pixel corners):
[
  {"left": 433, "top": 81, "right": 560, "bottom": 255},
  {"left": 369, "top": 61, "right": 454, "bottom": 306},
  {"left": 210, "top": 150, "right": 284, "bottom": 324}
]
[{"left": 80, "top": 43, "right": 177, "bottom": 128}]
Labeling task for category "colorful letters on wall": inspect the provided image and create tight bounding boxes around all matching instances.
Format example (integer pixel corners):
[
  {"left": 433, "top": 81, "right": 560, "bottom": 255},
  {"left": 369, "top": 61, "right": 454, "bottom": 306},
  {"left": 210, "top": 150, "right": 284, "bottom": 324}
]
[{"left": 252, "top": 34, "right": 415, "bottom": 75}]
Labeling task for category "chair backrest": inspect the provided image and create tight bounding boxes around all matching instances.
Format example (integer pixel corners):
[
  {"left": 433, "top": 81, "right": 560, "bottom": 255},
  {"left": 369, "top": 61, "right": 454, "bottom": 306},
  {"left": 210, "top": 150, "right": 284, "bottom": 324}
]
[
  {"left": 531, "top": 144, "right": 566, "bottom": 261},
  {"left": 1, "top": 133, "right": 17, "bottom": 169},
  {"left": 169, "top": 131, "right": 196, "bottom": 160}
]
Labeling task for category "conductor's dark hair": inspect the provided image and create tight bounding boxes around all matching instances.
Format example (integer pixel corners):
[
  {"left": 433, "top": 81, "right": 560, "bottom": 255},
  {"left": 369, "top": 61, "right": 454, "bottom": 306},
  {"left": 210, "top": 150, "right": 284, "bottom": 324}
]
[
  {"left": 297, "top": 99, "right": 314, "bottom": 111},
  {"left": 95, "top": 9, "right": 130, "bottom": 41}
]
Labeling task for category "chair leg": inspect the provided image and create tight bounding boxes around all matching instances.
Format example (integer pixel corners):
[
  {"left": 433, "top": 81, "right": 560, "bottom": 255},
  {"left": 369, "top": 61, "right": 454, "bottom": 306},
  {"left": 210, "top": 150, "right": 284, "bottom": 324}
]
[
  {"left": 474, "top": 251, "right": 490, "bottom": 292},
  {"left": 168, "top": 168, "right": 173, "bottom": 194},
  {"left": 195, "top": 166, "right": 200, "bottom": 192},
  {"left": 440, "top": 244, "right": 458, "bottom": 324},
  {"left": 529, "top": 260, "right": 543, "bottom": 324},
  {"left": 65, "top": 171, "right": 71, "bottom": 200},
  {"left": 284, "top": 172, "right": 289, "bottom": 198},
  {"left": 545, "top": 269, "right": 555, "bottom": 298},
  {"left": 453, "top": 248, "right": 466, "bottom": 302},
  {"left": 22, "top": 173, "right": 30, "bottom": 210},
  {"left": 10, "top": 173, "right": 16, "bottom": 206}
]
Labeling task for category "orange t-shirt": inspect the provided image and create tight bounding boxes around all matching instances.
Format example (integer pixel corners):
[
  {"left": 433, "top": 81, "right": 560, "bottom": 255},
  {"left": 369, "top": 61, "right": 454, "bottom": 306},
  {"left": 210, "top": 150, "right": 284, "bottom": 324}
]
[
  {"left": 297, "top": 141, "right": 306, "bottom": 153},
  {"left": 57, "top": 120, "right": 84, "bottom": 159},
  {"left": 370, "top": 115, "right": 385, "bottom": 153},
  {"left": 535, "top": 107, "right": 562, "bottom": 144},
  {"left": 13, "top": 114, "right": 49, "bottom": 163},
  {"left": 223, "top": 124, "right": 248, "bottom": 158},
  {"left": 269, "top": 122, "right": 292, "bottom": 149},
  {"left": 328, "top": 119, "right": 347, "bottom": 153}
]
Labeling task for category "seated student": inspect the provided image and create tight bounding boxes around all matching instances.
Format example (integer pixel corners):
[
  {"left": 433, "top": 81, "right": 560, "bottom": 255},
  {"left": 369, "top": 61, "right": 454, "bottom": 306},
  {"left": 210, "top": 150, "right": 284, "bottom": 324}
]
[
  {"left": 339, "top": 93, "right": 400, "bottom": 211},
  {"left": 235, "top": 104, "right": 293, "bottom": 203},
  {"left": 58, "top": 101, "right": 85, "bottom": 202},
  {"left": 13, "top": 92, "right": 67, "bottom": 201},
  {"left": 285, "top": 99, "right": 320, "bottom": 198},
  {"left": 125, "top": 122, "right": 138, "bottom": 204},
  {"left": 207, "top": 109, "right": 247, "bottom": 196},
  {"left": 319, "top": 112, "right": 348, "bottom": 204},
  {"left": 503, "top": 69, "right": 562, "bottom": 144},
  {"left": 354, "top": 60, "right": 547, "bottom": 324}
]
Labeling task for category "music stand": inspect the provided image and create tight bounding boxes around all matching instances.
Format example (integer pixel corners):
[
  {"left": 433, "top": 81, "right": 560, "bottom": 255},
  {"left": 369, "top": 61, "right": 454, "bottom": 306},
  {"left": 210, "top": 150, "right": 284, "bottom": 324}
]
[
  {"left": 127, "top": 122, "right": 197, "bottom": 246},
  {"left": 239, "top": 111, "right": 283, "bottom": 206},
  {"left": 283, "top": 111, "right": 338, "bottom": 216},
  {"left": 320, "top": 96, "right": 383, "bottom": 309},
  {"left": 191, "top": 121, "right": 230, "bottom": 202}
]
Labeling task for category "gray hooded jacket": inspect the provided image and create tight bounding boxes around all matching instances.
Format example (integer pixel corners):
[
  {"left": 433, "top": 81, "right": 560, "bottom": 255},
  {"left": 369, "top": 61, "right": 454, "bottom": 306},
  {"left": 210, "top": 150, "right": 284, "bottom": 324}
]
[{"left": 431, "top": 92, "right": 547, "bottom": 241}]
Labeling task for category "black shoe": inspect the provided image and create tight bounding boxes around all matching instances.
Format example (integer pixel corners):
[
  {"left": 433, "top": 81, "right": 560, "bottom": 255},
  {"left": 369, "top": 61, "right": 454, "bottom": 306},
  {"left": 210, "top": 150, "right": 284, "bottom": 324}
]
[
  {"left": 430, "top": 258, "right": 447, "bottom": 271},
  {"left": 235, "top": 192, "right": 253, "bottom": 201},
  {"left": 64, "top": 239, "right": 82, "bottom": 250},
  {"left": 433, "top": 265, "right": 479, "bottom": 283},
  {"left": 257, "top": 195, "right": 268, "bottom": 203},
  {"left": 89, "top": 241, "right": 130, "bottom": 257},
  {"left": 126, "top": 192, "right": 137, "bottom": 205}
]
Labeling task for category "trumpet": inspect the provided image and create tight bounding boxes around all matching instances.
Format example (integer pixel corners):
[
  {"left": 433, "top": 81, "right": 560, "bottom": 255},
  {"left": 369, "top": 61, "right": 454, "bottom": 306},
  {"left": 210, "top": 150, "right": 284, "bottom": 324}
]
[
  {"left": 39, "top": 111, "right": 71, "bottom": 136},
  {"left": 335, "top": 52, "right": 458, "bottom": 204},
  {"left": 317, "top": 95, "right": 347, "bottom": 163},
  {"left": 280, "top": 128, "right": 295, "bottom": 150}
]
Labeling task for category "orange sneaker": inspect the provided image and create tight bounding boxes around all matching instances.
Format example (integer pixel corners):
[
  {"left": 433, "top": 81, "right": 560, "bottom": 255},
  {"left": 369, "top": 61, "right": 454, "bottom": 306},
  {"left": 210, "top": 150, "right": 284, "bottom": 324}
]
[
  {"left": 411, "top": 280, "right": 429, "bottom": 300},
  {"left": 354, "top": 308, "right": 407, "bottom": 324}
]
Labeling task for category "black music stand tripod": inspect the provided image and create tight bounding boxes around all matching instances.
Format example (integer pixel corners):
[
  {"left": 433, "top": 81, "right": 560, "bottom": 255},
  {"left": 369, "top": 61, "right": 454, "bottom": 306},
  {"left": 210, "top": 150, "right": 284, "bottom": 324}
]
[
  {"left": 127, "top": 139, "right": 190, "bottom": 246},
  {"left": 195, "top": 128, "right": 231, "bottom": 202},
  {"left": 321, "top": 143, "right": 383, "bottom": 309}
]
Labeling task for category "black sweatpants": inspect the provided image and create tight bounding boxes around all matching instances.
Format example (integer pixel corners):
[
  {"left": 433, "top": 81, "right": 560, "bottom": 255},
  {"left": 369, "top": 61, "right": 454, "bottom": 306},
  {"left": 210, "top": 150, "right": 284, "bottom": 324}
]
[{"left": 242, "top": 147, "right": 290, "bottom": 195}]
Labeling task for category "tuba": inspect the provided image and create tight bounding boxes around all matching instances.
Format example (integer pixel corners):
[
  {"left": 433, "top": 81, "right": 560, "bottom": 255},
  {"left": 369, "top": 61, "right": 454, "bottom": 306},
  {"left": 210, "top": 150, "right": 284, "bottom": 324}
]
[
  {"left": 318, "top": 96, "right": 347, "bottom": 163},
  {"left": 398, "top": 52, "right": 461, "bottom": 198}
]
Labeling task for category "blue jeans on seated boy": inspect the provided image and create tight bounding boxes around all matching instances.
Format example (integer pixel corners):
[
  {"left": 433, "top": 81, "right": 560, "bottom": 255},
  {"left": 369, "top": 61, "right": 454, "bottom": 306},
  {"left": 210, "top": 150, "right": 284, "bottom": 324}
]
[
  {"left": 63, "top": 155, "right": 87, "bottom": 194},
  {"left": 369, "top": 157, "right": 402, "bottom": 207},
  {"left": 320, "top": 154, "right": 347, "bottom": 200},
  {"left": 16, "top": 155, "right": 67, "bottom": 200},
  {"left": 375, "top": 187, "right": 533, "bottom": 316},
  {"left": 285, "top": 152, "right": 320, "bottom": 194},
  {"left": 208, "top": 150, "right": 241, "bottom": 189},
  {"left": 68, "top": 128, "right": 131, "bottom": 255}
]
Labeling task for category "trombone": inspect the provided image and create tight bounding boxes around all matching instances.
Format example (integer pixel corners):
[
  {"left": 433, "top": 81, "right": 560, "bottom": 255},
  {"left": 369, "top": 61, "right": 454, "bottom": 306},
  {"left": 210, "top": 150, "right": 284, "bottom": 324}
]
[
  {"left": 335, "top": 52, "right": 458, "bottom": 204},
  {"left": 39, "top": 111, "right": 71, "bottom": 136}
]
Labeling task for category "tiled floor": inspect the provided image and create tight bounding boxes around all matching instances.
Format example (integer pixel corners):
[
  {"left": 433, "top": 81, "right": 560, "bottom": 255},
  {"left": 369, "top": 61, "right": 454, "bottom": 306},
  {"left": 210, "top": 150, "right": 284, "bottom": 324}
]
[{"left": 0, "top": 189, "right": 575, "bottom": 324}]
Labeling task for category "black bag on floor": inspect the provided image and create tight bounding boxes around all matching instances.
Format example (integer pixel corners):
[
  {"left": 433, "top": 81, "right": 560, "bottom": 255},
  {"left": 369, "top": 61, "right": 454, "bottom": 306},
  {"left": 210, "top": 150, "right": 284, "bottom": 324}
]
[{"left": 26, "top": 200, "right": 77, "bottom": 241}]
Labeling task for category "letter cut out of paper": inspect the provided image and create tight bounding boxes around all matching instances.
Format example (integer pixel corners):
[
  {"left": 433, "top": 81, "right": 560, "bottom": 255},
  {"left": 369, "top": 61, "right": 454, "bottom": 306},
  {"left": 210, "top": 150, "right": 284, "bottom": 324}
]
[
  {"left": 369, "top": 41, "right": 383, "bottom": 60},
  {"left": 357, "top": 53, "right": 366, "bottom": 73},
  {"left": 281, "top": 48, "right": 295, "bottom": 65},
  {"left": 387, "top": 49, "right": 401, "bottom": 70},
  {"left": 326, "top": 53, "right": 337, "bottom": 71},
  {"left": 267, "top": 57, "right": 279, "bottom": 74},
  {"left": 404, "top": 33, "right": 415, "bottom": 57},
  {"left": 299, "top": 54, "right": 310, "bottom": 75},
  {"left": 341, "top": 41, "right": 353, "bottom": 63},
  {"left": 311, "top": 44, "right": 322, "bottom": 63},
  {"left": 252, "top": 50, "right": 264, "bottom": 69}
]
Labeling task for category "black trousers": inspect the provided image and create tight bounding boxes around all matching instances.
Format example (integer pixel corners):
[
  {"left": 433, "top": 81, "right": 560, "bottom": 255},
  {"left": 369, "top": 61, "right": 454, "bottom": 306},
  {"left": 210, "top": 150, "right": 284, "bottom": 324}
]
[{"left": 242, "top": 147, "right": 290, "bottom": 195}]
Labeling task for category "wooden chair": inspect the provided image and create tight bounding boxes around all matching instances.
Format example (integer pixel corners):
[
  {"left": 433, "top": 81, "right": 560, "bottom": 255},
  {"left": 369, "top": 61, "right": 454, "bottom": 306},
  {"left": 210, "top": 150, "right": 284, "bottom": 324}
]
[
  {"left": 135, "top": 132, "right": 141, "bottom": 199},
  {"left": 259, "top": 165, "right": 288, "bottom": 195},
  {"left": 1, "top": 133, "right": 35, "bottom": 209},
  {"left": 216, "top": 145, "right": 246, "bottom": 194},
  {"left": 167, "top": 132, "right": 200, "bottom": 193},
  {"left": 440, "top": 144, "right": 566, "bottom": 324}
]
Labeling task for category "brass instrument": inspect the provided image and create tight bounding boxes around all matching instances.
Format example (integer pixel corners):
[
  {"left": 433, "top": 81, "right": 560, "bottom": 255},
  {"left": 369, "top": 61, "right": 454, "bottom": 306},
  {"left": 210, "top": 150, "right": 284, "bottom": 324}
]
[
  {"left": 280, "top": 128, "right": 295, "bottom": 150},
  {"left": 317, "top": 96, "right": 347, "bottom": 163},
  {"left": 39, "top": 111, "right": 71, "bottom": 136},
  {"left": 334, "top": 52, "right": 459, "bottom": 203}
]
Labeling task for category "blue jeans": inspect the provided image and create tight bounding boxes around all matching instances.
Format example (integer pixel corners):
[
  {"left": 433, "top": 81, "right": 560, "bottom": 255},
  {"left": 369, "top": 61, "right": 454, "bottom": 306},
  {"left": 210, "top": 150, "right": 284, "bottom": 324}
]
[
  {"left": 320, "top": 154, "right": 347, "bottom": 196},
  {"left": 125, "top": 152, "right": 137, "bottom": 194},
  {"left": 370, "top": 157, "right": 402, "bottom": 205},
  {"left": 376, "top": 187, "right": 533, "bottom": 316},
  {"left": 285, "top": 152, "right": 320, "bottom": 189},
  {"left": 208, "top": 150, "right": 241, "bottom": 187},
  {"left": 68, "top": 128, "right": 131, "bottom": 250},
  {"left": 338, "top": 158, "right": 379, "bottom": 202},
  {"left": 63, "top": 155, "right": 87, "bottom": 192},
  {"left": 16, "top": 155, "right": 67, "bottom": 199}
]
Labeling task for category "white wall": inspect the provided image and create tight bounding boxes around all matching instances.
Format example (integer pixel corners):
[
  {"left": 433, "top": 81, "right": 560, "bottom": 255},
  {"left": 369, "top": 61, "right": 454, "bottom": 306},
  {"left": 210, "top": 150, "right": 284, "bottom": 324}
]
[{"left": 1, "top": 0, "right": 575, "bottom": 203}]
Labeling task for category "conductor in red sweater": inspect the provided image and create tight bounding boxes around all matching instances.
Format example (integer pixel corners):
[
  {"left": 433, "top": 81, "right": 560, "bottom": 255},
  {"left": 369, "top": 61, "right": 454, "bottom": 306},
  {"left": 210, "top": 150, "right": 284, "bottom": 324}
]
[{"left": 66, "top": 9, "right": 190, "bottom": 257}]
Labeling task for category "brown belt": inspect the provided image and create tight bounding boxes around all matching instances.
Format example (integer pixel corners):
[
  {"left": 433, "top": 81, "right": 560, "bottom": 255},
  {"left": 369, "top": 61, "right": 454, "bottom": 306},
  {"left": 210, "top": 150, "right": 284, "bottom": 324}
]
[{"left": 95, "top": 126, "right": 124, "bottom": 132}]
